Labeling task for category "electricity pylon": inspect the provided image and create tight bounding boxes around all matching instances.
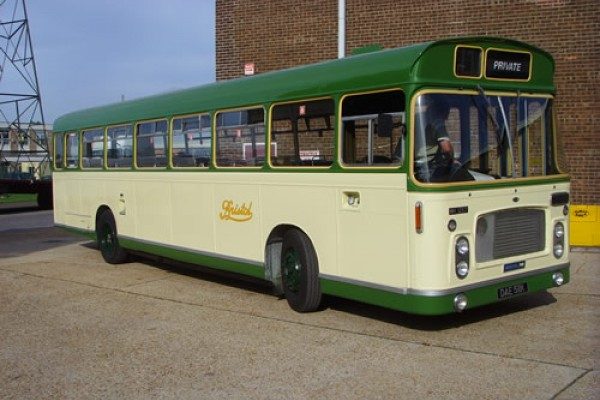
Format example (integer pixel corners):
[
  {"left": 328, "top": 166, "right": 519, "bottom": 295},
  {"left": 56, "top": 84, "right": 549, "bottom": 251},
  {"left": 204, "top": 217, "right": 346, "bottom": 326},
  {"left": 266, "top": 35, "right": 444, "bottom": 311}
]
[
  {"left": 0, "top": 0, "right": 52, "bottom": 208},
  {"left": 0, "top": 0, "right": 49, "bottom": 180}
]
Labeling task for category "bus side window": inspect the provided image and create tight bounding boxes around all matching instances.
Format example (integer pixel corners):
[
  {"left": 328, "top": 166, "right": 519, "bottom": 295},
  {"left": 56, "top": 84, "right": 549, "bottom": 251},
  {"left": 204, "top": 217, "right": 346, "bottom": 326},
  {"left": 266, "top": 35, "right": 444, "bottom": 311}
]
[
  {"left": 172, "top": 114, "right": 211, "bottom": 168},
  {"left": 136, "top": 120, "right": 168, "bottom": 168},
  {"left": 53, "top": 132, "right": 64, "bottom": 169},
  {"left": 341, "top": 90, "right": 405, "bottom": 166},
  {"left": 82, "top": 128, "right": 104, "bottom": 169},
  {"left": 65, "top": 132, "right": 79, "bottom": 168},
  {"left": 107, "top": 125, "right": 133, "bottom": 168},
  {"left": 216, "top": 108, "right": 265, "bottom": 167},
  {"left": 270, "top": 98, "right": 335, "bottom": 167}
]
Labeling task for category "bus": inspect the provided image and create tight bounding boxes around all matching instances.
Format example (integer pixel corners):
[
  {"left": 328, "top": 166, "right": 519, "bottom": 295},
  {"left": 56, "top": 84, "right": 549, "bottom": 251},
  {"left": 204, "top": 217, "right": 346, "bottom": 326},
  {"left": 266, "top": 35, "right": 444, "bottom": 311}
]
[{"left": 52, "top": 37, "right": 570, "bottom": 315}]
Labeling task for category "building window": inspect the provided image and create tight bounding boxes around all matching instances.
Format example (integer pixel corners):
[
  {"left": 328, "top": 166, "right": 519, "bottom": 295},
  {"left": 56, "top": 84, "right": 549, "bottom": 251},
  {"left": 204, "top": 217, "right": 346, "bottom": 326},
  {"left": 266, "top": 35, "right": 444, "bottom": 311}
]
[
  {"left": 216, "top": 108, "right": 264, "bottom": 167},
  {"left": 270, "top": 99, "right": 335, "bottom": 167},
  {"left": 82, "top": 128, "right": 105, "bottom": 168},
  {"left": 172, "top": 114, "right": 211, "bottom": 167}
]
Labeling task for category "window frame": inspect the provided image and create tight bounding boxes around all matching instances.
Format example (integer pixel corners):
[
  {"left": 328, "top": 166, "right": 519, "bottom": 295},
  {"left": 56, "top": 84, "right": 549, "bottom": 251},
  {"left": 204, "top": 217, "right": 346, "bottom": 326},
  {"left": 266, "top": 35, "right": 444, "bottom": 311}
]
[
  {"left": 134, "top": 118, "right": 169, "bottom": 169},
  {"left": 106, "top": 123, "right": 134, "bottom": 170},
  {"left": 453, "top": 45, "right": 483, "bottom": 79},
  {"left": 81, "top": 127, "right": 106, "bottom": 170},
  {"left": 65, "top": 131, "right": 80, "bottom": 169},
  {"left": 53, "top": 132, "right": 65, "bottom": 170},
  {"left": 338, "top": 88, "right": 406, "bottom": 170},
  {"left": 170, "top": 112, "right": 212, "bottom": 169},
  {"left": 268, "top": 96, "right": 335, "bottom": 170},
  {"left": 214, "top": 105, "right": 266, "bottom": 169}
]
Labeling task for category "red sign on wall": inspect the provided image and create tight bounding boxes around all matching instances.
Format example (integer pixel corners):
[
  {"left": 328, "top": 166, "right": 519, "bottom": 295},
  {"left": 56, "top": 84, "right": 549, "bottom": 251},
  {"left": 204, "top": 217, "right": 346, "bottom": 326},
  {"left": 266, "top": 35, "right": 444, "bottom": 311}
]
[{"left": 244, "top": 63, "right": 255, "bottom": 76}]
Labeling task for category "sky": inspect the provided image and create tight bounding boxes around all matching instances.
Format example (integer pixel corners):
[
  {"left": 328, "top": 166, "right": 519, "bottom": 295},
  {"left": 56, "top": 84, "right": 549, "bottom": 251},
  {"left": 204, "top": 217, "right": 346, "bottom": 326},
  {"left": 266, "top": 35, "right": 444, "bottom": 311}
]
[{"left": 25, "top": 0, "right": 216, "bottom": 123}]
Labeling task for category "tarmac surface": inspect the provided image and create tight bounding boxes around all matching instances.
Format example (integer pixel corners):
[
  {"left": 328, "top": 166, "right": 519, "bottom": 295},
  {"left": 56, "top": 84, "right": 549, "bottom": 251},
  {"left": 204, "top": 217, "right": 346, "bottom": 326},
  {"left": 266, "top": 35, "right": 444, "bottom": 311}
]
[{"left": 0, "top": 208, "right": 598, "bottom": 399}]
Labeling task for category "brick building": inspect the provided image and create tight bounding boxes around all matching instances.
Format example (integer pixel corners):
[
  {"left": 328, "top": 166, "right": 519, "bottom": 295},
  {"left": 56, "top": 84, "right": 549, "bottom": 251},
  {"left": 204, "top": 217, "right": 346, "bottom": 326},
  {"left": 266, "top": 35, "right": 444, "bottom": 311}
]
[{"left": 216, "top": 0, "right": 599, "bottom": 209}]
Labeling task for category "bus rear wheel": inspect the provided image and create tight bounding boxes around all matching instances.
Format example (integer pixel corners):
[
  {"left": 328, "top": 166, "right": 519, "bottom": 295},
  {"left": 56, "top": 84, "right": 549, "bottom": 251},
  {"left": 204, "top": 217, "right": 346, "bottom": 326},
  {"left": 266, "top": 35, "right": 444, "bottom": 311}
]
[
  {"left": 96, "top": 209, "right": 128, "bottom": 264},
  {"left": 281, "top": 229, "right": 321, "bottom": 312}
]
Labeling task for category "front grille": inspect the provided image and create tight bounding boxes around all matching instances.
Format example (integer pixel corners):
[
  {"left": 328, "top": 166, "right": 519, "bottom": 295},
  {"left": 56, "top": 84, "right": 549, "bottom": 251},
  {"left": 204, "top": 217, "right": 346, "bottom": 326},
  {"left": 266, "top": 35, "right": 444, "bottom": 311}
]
[{"left": 476, "top": 208, "right": 545, "bottom": 262}]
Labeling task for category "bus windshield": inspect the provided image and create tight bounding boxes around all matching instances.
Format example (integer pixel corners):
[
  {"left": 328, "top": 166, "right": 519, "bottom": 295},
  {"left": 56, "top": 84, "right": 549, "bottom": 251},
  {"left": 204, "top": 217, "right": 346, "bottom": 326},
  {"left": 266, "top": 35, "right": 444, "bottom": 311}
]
[{"left": 413, "top": 92, "right": 566, "bottom": 183}]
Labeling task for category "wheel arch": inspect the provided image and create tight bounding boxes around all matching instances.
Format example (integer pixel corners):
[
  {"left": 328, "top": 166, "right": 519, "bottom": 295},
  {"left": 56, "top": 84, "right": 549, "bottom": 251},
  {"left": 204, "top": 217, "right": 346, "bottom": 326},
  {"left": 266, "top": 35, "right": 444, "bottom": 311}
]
[
  {"left": 264, "top": 224, "right": 316, "bottom": 294},
  {"left": 94, "top": 204, "right": 113, "bottom": 232}
]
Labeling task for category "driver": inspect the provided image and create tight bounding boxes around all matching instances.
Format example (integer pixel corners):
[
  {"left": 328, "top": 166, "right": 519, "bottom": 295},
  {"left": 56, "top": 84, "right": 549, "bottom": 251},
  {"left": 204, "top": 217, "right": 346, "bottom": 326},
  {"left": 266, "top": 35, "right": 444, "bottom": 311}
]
[{"left": 415, "top": 96, "right": 459, "bottom": 181}]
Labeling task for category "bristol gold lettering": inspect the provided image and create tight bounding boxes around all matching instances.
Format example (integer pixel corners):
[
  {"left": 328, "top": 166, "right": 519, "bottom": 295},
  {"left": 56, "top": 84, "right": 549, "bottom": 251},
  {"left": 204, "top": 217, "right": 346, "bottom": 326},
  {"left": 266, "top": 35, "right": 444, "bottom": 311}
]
[{"left": 219, "top": 200, "right": 253, "bottom": 222}]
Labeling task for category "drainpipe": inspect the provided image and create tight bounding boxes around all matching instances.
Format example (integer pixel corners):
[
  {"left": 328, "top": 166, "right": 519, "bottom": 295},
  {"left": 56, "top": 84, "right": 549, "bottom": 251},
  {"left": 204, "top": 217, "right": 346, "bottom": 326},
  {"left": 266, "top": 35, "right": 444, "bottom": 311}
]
[{"left": 338, "top": 0, "right": 345, "bottom": 58}]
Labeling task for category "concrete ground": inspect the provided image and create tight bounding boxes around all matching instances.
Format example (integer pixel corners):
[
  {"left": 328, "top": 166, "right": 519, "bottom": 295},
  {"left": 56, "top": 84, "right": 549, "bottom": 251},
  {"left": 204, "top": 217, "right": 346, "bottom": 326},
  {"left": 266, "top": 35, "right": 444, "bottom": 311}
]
[{"left": 0, "top": 209, "right": 598, "bottom": 399}]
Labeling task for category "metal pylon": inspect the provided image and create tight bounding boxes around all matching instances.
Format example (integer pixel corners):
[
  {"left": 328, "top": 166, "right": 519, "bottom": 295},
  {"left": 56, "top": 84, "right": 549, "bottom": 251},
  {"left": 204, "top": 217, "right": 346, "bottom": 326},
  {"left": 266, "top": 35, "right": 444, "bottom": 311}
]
[{"left": 0, "top": 0, "right": 48, "bottom": 180}]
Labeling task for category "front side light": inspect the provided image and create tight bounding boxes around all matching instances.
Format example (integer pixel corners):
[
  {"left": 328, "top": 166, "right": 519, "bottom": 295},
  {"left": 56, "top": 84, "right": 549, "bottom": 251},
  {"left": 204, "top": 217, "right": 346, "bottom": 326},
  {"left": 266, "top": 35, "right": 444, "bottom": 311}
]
[
  {"left": 456, "top": 261, "right": 469, "bottom": 278},
  {"left": 456, "top": 237, "right": 469, "bottom": 256},
  {"left": 453, "top": 293, "right": 468, "bottom": 312},
  {"left": 552, "top": 272, "right": 565, "bottom": 286}
]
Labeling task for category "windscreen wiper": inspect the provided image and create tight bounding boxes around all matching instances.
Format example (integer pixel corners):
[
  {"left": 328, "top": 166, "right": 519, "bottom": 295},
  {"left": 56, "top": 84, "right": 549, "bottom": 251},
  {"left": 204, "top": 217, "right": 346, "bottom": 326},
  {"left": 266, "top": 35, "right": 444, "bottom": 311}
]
[{"left": 476, "top": 86, "right": 516, "bottom": 177}]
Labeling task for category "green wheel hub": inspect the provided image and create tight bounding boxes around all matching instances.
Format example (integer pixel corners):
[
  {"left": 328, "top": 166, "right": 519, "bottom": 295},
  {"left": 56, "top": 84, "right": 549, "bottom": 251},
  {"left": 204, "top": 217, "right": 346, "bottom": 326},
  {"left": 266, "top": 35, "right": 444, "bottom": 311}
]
[
  {"left": 283, "top": 248, "right": 301, "bottom": 293},
  {"left": 100, "top": 223, "right": 117, "bottom": 256}
]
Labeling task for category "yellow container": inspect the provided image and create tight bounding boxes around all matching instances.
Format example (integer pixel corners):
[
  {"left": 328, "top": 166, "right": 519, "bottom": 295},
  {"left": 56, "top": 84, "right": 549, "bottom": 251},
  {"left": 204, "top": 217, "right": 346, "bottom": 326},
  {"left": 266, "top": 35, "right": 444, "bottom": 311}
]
[{"left": 570, "top": 205, "right": 600, "bottom": 246}]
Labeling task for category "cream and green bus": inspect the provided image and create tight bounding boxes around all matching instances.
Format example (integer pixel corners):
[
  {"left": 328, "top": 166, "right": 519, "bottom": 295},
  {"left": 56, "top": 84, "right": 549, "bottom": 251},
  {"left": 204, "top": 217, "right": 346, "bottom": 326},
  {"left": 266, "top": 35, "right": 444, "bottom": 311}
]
[{"left": 52, "top": 37, "right": 570, "bottom": 315}]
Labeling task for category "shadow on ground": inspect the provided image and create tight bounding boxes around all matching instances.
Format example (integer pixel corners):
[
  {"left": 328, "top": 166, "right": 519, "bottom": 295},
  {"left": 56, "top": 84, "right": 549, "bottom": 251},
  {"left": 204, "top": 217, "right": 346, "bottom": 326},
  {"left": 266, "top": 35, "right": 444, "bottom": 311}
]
[
  {"left": 0, "top": 227, "right": 82, "bottom": 258},
  {"left": 0, "top": 202, "right": 40, "bottom": 214},
  {"left": 83, "top": 241, "right": 558, "bottom": 331}
]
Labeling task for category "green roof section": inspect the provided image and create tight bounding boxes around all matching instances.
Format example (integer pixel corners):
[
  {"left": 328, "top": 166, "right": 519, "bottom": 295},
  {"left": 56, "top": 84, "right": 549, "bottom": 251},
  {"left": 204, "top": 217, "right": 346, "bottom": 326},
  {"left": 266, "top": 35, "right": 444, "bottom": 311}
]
[{"left": 54, "top": 36, "right": 555, "bottom": 132}]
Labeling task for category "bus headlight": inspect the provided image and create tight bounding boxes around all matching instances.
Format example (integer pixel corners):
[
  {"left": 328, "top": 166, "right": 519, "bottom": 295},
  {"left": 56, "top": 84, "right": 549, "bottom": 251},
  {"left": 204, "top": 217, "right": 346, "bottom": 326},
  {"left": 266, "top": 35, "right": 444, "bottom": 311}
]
[
  {"left": 456, "top": 261, "right": 469, "bottom": 278},
  {"left": 456, "top": 237, "right": 469, "bottom": 256},
  {"left": 455, "top": 236, "right": 470, "bottom": 279},
  {"left": 553, "top": 222, "right": 565, "bottom": 258},
  {"left": 554, "top": 223, "right": 564, "bottom": 239}
]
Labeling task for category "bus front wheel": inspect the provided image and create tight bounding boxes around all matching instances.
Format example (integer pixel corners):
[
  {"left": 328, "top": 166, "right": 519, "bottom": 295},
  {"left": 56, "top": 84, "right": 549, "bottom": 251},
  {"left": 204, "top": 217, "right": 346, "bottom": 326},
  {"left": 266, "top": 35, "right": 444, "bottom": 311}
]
[
  {"left": 281, "top": 229, "right": 322, "bottom": 312},
  {"left": 96, "top": 209, "right": 128, "bottom": 264}
]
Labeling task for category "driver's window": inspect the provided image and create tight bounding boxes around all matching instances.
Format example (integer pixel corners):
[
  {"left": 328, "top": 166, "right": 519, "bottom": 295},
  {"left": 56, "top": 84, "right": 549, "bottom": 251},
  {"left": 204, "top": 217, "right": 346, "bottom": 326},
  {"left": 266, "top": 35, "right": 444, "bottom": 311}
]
[{"left": 341, "top": 90, "right": 405, "bottom": 166}]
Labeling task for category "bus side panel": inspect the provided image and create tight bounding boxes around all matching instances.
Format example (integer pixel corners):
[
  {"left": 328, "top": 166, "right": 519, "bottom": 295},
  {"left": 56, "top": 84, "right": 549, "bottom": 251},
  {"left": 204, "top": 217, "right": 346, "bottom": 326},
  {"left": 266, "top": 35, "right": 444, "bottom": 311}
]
[
  {"left": 54, "top": 173, "right": 94, "bottom": 231},
  {"left": 213, "top": 181, "right": 262, "bottom": 262},
  {"left": 132, "top": 176, "right": 173, "bottom": 244},
  {"left": 170, "top": 178, "right": 216, "bottom": 252},
  {"left": 335, "top": 183, "right": 409, "bottom": 289},
  {"left": 260, "top": 176, "right": 338, "bottom": 276}
]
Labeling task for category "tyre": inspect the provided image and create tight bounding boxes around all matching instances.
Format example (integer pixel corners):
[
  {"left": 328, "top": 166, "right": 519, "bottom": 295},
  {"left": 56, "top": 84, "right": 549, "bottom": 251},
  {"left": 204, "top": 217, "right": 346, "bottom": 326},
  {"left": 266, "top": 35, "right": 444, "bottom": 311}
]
[
  {"left": 37, "top": 187, "right": 53, "bottom": 209},
  {"left": 96, "top": 209, "right": 128, "bottom": 264},
  {"left": 281, "top": 229, "right": 322, "bottom": 312}
]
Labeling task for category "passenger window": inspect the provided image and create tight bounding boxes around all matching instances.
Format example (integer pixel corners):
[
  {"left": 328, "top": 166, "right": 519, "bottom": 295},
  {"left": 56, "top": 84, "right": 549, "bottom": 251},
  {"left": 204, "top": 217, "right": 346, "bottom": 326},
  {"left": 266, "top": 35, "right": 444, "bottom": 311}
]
[
  {"left": 216, "top": 108, "right": 264, "bottom": 167},
  {"left": 82, "top": 128, "right": 104, "bottom": 168},
  {"left": 136, "top": 120, "right": 168, "bottom": 168},
  {"left": 341, "top": 90, "right": 405, "bottom": 166},
  {"left": 65, "top": 132, "right": 79, "bottom": 168},
  {"left": 107, "top": 125, "right": 133, "bottom": 168},
  {"left": 270, "top": 99, "right": 335, "bottom": 167},
  {"left": 53, "top": 132, "right": 64, "bottom": 169},
  {"left": 172, "top": 114, "right": 211, "bottom": 167}
]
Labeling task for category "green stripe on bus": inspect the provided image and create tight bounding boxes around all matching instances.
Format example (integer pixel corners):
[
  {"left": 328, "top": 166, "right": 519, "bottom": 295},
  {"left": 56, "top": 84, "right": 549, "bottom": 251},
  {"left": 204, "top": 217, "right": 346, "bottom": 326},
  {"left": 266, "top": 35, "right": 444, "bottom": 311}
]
[
  {"left": 118, "top": 237, "right": 265, "bottom": 280},
  {"left": 320, "top": 266, "right": 569, "bottom": 316}
]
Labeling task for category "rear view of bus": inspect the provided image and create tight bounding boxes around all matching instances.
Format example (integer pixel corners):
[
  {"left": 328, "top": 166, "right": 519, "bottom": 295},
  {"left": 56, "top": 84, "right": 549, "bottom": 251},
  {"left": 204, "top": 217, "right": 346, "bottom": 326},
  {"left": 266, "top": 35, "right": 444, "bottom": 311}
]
[{"left": 406, "top": 40, "right": 569, "bottom": 313}]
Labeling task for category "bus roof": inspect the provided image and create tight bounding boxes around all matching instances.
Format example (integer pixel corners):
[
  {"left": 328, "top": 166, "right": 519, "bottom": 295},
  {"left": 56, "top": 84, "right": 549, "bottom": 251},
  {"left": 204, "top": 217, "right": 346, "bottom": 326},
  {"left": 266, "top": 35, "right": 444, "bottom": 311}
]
[{"left": 54, "top": 36, "right": 554, "bottom": 132}]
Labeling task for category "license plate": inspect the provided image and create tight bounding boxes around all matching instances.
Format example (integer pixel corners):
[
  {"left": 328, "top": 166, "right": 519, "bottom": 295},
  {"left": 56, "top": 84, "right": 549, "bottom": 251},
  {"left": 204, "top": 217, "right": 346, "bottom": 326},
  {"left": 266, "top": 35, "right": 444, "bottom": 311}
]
[{"left": 497, "top": 283, "right": 528, "bottom": 299}]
